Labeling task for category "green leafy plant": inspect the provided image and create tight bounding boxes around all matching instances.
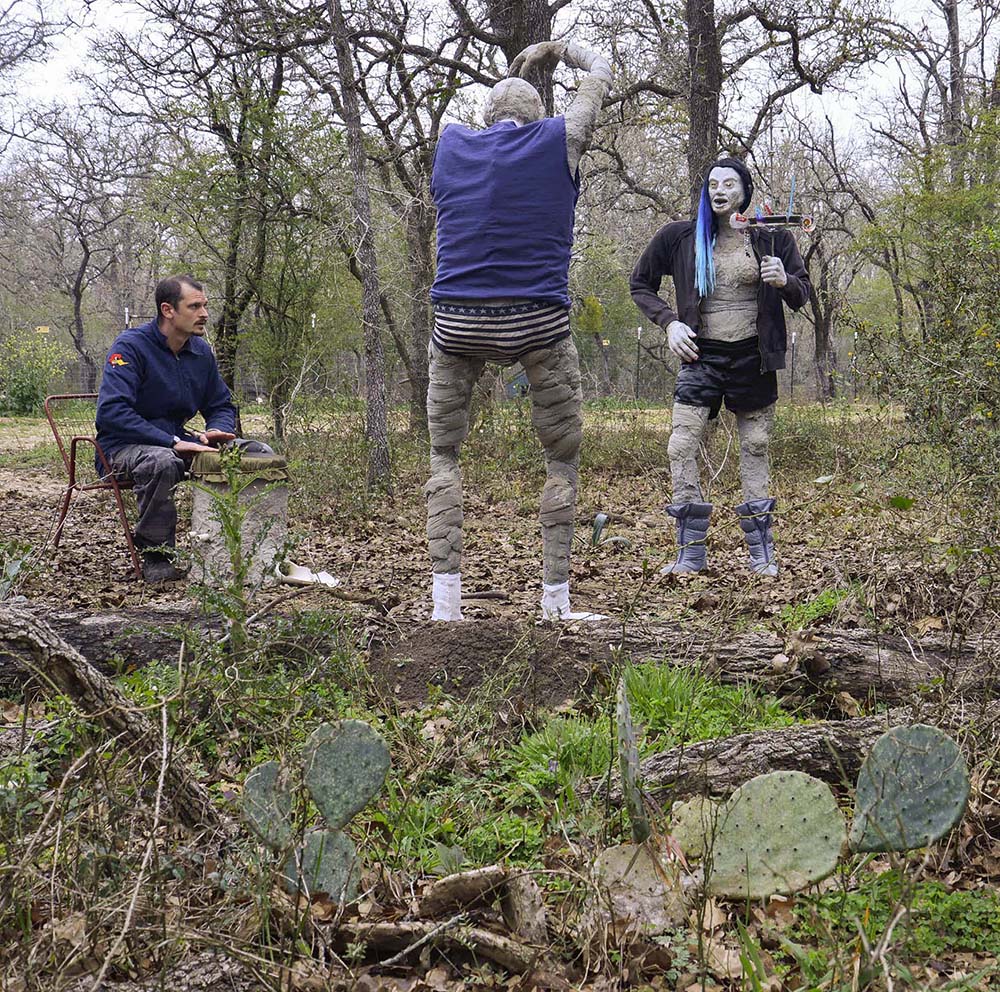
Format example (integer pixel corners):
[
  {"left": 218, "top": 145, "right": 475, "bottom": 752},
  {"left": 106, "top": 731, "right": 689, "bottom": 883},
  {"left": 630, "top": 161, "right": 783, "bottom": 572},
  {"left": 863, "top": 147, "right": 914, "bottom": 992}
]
[
  {"left": 0, "top": 331, "right": 70, "bottom": 415},
  {"left": 624, "top": 663, "right": 798, "bottom": 746},
  {"left": 778, "top": 585, "right": 855, "bottom": 630},
  {"left": 0, "top": 540, "right": 35, "bottom": 600}
]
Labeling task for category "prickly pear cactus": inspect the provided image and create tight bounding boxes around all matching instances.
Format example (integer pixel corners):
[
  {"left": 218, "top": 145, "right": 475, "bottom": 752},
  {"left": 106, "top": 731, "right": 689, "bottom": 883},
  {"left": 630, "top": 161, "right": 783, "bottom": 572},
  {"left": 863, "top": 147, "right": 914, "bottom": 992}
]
[
  {"left": 617, "top": 678, "right": 651, "bottom": 844},
  {"left": 669, "top": 796, "right": 719, "bottom": 859},
  {"left": 238, "top": 719, "right": 390, "bottom": 903},
  {"left": 849, "top": 725, "right": 970, "bottom": 854},
  {"left": 304, "top": 720, "right": 391, "bottom": 829},
  {"left": 708, "top": 771, "right": 845, "bottom": 900},
  {"left": 283, "top": 828, "right": 360, "bottom": 902},
  {"left": 242, "top": 760, "right": 294, "bottom": 850}
]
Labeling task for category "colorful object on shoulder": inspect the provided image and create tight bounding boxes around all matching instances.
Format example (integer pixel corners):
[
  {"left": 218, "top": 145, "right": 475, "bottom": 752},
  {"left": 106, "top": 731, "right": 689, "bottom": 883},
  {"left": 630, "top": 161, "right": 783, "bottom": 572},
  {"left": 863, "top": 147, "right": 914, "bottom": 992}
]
[
  {"left": 733, "top": 211, "right": 815, "bottom": 234},
  {"left": 108, "top": 352, "right": 128, "bottom": 366}
]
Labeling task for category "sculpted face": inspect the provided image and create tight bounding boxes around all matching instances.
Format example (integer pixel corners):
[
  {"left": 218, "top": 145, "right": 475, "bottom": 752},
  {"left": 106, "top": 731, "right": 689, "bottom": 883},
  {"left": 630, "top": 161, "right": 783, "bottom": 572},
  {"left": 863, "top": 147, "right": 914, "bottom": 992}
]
[
  {"left": 708, "top": 167, "right": 745, "bottom": 216},
  {"left": 484, "top": 78, "right": 544, "bottom": 127}
]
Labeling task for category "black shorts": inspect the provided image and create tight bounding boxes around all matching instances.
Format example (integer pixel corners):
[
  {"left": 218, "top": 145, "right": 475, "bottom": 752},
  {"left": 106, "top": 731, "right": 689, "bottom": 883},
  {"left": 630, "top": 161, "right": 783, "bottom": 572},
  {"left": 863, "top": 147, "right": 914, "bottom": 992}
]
[{"left": 674, "top": 336, "right": 777, "bottom": 419}]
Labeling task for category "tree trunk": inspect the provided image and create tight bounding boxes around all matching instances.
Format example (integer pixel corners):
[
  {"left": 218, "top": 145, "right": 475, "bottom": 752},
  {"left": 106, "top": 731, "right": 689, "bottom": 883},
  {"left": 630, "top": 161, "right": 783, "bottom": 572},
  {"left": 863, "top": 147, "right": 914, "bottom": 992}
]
[
  {"left": 611, "top": 699, "right": 1000, "bottom": 802},
  {"left": 810, "top": 287, "right": 837, "bottom": 400},
  {"left": 485, "top": 0, "right": 555, "bottom": 110},
  {"left": 0, "top": 606, "right": 232, "bottom": 834},
  {"left": 69, "top": 245, "right": 98, "bottom": 392},
  {"left": 404, "top": 197, "right": 434, "bottom": 435},
  {"left": 685, "top": 0, "right": 722, "bottom": 211},
  {"left": 4, "top": 609, "right": 991, "bottom": 711},
  {"left": 328, "top": 0, "right": 391, "bottom": 488},
  {"left": 944, "top": 0, "right": 965, "bottom": 184}
]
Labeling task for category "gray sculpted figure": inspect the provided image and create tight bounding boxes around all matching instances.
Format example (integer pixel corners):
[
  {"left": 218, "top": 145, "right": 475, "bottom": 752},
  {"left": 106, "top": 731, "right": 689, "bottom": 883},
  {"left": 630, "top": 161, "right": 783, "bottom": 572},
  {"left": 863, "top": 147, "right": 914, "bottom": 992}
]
[
  {"left": 630, "top": 158, "right": 811, "bottom": 576},
  {"left": 425, "top": 39, "right": 612, "bottom": 621}
]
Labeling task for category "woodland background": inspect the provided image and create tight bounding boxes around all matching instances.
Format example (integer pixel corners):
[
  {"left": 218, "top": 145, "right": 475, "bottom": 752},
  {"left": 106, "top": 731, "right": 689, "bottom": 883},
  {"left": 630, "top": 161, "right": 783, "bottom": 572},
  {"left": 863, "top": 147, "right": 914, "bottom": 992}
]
[{"left": 1, "top": 1, "right": 1000, "bottom": 991}]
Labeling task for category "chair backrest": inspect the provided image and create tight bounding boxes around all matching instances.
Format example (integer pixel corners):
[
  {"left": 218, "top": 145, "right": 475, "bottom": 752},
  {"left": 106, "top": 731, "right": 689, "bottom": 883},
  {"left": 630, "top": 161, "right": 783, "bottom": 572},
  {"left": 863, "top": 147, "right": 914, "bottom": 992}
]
[{"left": 44, "top": 393, "right": 104, "bottom": 484}]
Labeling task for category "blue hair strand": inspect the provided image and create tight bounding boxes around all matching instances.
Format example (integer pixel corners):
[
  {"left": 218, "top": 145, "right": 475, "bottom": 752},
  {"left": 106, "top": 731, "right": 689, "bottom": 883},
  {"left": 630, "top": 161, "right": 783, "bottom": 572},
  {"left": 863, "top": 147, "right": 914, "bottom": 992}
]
[{"left": 694, "top": 183, "right": 716, "bottom": 298}]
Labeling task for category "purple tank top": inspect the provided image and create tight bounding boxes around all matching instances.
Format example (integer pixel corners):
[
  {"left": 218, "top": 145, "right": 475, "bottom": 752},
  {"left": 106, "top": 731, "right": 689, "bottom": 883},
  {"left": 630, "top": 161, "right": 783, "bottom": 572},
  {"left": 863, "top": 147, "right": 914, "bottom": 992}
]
[{"left": 430, "top": 117, "right": 579, "bottom": 307}]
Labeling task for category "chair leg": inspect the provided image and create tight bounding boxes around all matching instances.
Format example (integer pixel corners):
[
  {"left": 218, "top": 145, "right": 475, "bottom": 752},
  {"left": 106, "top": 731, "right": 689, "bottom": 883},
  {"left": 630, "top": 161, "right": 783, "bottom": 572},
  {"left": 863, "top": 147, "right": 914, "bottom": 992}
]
[
  {"left": 52, "top": 486, "right": 74, "bottom": 547},
  {"left": 110, "top": 484, "right": 143, "bottom": 579}
]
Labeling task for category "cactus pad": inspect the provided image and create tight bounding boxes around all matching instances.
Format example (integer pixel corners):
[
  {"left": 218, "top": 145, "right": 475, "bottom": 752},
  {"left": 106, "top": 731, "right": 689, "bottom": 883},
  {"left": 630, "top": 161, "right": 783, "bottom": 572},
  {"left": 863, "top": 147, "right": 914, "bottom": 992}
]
[
  {"left": 242, "top": 760, "right": 293, "bottom": 850},
  {"left": 283, "top": 828, "right": 360, "bottom": 902},
  {"left": 303, "top": 720, "right": 390, "bottom": 830},
  {"left": 708, "top": 771, "right": 845, "bottom": 900},
  {"left": 616, "top": 678, "right": 650, "bottom": 844},
  {"left": 670, "top": 796, "right": 719, "bottom": 859},
  {"left": 849, "top": 724, "right": 970, "bottom": 853}
]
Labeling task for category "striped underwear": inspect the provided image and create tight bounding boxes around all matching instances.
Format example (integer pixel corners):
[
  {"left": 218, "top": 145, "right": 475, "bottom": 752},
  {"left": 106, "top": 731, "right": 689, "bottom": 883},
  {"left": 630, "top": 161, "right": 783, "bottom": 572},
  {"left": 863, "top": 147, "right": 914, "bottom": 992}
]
[{"left": 432, "top": 301, "right": 571, "bottom": 361}]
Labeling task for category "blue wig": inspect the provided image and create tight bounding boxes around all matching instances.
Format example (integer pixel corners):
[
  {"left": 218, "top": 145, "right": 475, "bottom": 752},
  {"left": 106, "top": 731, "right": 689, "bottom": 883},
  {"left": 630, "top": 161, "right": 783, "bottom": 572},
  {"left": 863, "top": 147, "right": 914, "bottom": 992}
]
[
  {"left": 693, "top": 157, "right": 754, "bottom": 299},
  {"left": 694, "top": 183, "right": 717, "bottom": 298}
]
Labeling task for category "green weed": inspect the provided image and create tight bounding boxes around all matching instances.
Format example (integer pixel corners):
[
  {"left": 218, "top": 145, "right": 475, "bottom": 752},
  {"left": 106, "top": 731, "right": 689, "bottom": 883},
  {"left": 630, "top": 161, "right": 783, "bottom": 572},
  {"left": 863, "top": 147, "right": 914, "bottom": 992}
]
[
  {"left": 624, "top": 662, "right": 799, "bottom": 748},
  {"left": 791, "top": 868, "right": 1000, "bottom": 960},
  {"left": 779, "top": 585, "right": 856, "bottom": 630}
]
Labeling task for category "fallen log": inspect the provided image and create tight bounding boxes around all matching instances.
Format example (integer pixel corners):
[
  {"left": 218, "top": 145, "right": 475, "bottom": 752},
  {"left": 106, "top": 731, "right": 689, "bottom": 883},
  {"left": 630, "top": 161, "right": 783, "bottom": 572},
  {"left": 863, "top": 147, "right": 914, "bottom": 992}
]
[
  {"left": 3, "top": 605, "right": 996, "bottom": 708},
  {"left": 0, "top": 605, "right": 234, "bottom": 835},
  {"left": 601, "top": 699, "right": 1000, "bottom": 804},
  {"left": 375, "top": 618, "right": 997, "bottom": 707}
]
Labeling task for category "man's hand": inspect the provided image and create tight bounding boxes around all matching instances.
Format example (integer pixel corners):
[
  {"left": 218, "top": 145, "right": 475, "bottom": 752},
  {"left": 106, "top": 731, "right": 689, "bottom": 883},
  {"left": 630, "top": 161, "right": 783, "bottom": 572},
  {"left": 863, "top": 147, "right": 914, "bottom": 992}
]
[
  {"left": 509, "top": 40, "right": 567, "bottom": 79},
  {"left": 173, "top": 439, "right": 216, "bottom": 455},
  {"left": 760, "top": 255, "right": 788, "bottom": 287},
  {"left": 667, "top": 321, "right": 700, "bottom": 362},
  {"left": 199, "top": 429, "right": 237, "bottom": 446}
]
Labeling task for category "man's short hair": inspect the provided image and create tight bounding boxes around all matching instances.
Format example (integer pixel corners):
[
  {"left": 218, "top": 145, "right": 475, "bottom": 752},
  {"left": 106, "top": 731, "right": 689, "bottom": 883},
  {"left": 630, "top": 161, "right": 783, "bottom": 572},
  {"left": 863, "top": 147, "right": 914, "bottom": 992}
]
[{"left": 155, "top": 275, "right": 203, "bottom": 313}]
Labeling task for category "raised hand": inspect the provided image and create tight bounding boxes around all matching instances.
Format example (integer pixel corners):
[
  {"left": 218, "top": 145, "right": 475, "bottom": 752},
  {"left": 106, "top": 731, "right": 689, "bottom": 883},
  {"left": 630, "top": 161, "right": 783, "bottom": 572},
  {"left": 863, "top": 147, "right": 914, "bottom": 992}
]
[{"left": 509, "top": 41, "right": 567, "bottom": 79}]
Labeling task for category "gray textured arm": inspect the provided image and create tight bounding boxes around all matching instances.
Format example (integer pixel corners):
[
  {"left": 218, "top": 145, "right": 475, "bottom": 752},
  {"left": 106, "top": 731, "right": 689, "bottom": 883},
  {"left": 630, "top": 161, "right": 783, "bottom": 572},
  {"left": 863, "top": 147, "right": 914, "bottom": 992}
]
[{"left": 562, "top": 42, "right": 611, "bottom": 172}]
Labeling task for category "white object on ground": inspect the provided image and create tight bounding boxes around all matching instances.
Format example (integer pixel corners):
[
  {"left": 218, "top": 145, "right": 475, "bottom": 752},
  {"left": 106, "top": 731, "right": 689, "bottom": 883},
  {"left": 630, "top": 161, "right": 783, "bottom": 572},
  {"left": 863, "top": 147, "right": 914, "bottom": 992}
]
[
  {"left": 540, "top": 581, "right": 607, "bottom": 622},
  {"left": 432, "top": 571, "right": 464, "bottom": 621},
  {"left": 276, "top": 562, "right": 342, "bottom": 588}
]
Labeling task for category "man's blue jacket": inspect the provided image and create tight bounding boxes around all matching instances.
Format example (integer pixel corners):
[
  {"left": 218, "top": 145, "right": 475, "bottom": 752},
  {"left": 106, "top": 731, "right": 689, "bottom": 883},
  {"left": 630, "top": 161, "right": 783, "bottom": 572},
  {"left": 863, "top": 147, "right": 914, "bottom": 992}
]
[{"left": 96, "top": 318, "right": 236, "bottom": 460}]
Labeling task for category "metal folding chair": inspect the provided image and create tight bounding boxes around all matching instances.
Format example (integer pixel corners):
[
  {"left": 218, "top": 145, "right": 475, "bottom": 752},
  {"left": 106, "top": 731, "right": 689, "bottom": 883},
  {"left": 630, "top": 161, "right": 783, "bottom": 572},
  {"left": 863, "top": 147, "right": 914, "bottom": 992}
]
[{"left": 44, "top": 393, "right": 142, "bottom": 578}]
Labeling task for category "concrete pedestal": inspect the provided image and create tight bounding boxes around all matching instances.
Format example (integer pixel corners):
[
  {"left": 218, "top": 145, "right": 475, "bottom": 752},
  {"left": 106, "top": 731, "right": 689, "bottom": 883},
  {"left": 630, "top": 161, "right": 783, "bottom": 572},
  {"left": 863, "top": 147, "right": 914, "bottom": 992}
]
[{"left": 186, "top": 451, "right": 289, "bottom": 589}]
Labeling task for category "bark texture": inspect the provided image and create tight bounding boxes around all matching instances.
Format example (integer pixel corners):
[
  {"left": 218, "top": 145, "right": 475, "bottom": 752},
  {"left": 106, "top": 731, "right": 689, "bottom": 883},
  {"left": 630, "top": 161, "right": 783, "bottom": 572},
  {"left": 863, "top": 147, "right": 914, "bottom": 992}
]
[
  {"left": 613, "top": 699, "right": 1000, "bottom": 803},
  {"left": 0, "top": 605, "right": 232, "bottom": 834}
]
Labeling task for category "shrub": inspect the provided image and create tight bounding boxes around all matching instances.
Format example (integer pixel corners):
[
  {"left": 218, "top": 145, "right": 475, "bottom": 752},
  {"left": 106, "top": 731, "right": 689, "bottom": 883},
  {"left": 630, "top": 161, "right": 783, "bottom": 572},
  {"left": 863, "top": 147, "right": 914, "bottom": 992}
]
[{"left": 0, "top": 331, "right": 70, "bottom": 415}]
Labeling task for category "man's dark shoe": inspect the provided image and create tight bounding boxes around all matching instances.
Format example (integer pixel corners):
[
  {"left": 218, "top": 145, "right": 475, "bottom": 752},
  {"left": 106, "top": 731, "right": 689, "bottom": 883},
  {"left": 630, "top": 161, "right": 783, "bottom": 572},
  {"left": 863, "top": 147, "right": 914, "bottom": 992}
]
[{"left": 141, "top": 552, "right": 185, "bottom": 584}]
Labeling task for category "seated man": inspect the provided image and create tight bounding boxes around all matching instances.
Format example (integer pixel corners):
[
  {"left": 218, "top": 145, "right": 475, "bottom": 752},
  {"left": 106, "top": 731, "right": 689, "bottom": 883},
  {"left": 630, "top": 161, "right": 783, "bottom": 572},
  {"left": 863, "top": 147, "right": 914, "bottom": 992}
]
[{"left": 96, "top": 274, "right": 264, "bottom": 583}]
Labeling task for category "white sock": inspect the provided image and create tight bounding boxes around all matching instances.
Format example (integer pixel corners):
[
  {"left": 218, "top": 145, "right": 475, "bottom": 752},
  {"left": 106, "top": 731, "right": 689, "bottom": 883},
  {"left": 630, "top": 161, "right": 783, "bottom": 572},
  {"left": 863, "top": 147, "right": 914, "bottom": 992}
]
[
  {"left": 431, "top": 572, "right": 463, "bottom": 622},
  {"left": 541, "top": 581, "right": 571, "bottom": 619},
  {"left": 541, "top": 581, "right": 608, "bottom": 622}
]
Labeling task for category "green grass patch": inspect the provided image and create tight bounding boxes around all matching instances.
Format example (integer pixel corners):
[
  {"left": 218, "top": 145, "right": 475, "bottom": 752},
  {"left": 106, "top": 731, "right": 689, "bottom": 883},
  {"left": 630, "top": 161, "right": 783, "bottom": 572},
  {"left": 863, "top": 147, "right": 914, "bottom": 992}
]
[
  {"left": 779, "top": 585, "right": 856, "bottom": 630},
  {"left": 791, "top": 868, "right": 1000, "bottom": 960}
]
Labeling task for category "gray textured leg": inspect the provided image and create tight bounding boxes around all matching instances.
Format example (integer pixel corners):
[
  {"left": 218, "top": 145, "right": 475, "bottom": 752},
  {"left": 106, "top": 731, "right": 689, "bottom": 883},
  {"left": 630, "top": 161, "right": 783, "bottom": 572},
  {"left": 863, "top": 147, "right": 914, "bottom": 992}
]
[
  {"left": 735, "top": 404, "right": 774, "bottom": 501},
  {"left": 425, "top": 344, "right": 484, "bottom": 575},
  {"left": 522, "top": 337, "right": 583, "bottom": 586},
  {"left": 667, "top": 403, "right": 710, "bottom": 504}
]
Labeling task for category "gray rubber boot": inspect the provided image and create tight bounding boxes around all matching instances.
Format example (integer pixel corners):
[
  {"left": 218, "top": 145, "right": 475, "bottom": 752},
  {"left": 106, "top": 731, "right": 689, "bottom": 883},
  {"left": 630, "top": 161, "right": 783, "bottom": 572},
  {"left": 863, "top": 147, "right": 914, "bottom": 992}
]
[
  {"left": 660, "top": 502, "right": 713, "bottom": 574},
  {"left": 735, "top": 498, "right": 778, "bottom": 577}
]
